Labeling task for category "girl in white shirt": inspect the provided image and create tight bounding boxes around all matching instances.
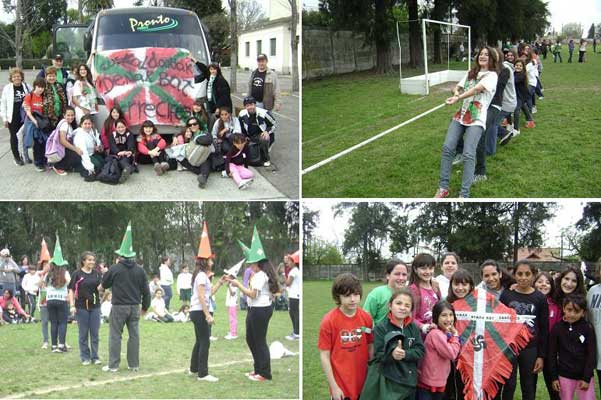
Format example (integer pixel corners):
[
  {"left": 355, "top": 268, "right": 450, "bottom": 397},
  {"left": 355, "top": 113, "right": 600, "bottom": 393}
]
[
  {"left": 228, "top": 259, "right": 280, "bottom": 381},
  {"left": 285, "top": 259, "right": 300, "bottom": 341},
  {"left": 73, "top": 115, "right": 103, "bottom": 178},
  {"left": 150, "top": 288, "right": 173, "bottom": 323},
  {"left": 189, "top": 257, "right": 226, "bottom": 382}
]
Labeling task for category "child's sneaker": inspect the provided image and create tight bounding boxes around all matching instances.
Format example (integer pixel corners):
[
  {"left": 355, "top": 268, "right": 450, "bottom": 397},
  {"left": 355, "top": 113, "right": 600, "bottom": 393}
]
[
  {"left": 177, "top": 162, "right": 183, "bottom": 171},
  {"left": 512, "top": 129, "right": 521, "bottom": 137},
  {"left": 263, "top": 161, "right": 271, "bottom": 167},
  {"left": 197, "top": 375, "right": 219, "bottom": 382},
  {"left": 52, "top": 166, "right": 67, "bottom": 176},
  {"left": 248, "top": 374, "right": 267, "bottom": 382},
  {"left": 51, "top": 345, "right": 59, "bottom": 353},
  {"left": 221, "top": 170, "right": 228, "bottom": 178},
  {"left": 160, "top": 162, "right": 170, "bottom": 173},
  {"left": 42, "top": 342, "right": 48, "bottom": 349},
  {"left": 238, "top": 178, "right": 253, "bottom": 190},
  {"left": 82, "top": 360, "right": 91, "bottom": 366},
  {"left": 102, "top": 366, "right": 118, "bottom": 372},
  {"left": 224, "top": 334, "right": 238, "bottom": 340},
  {"left": 153, "top": 163, "right": 164, "bottom": 176},
  {"left": 525, "top": 121, "right": 536, "bottom": 129},
  {"left": 434, "top": 188, "right": 449, "bottom": 198},
  {"left": 209, "top": 336, "right": 218, "bottom": 341},
  {"left": 531, "top": 106, "right": 538, "bottom": 113},
  {"left": 93, "top": 359, "right": 102, "bottom": 365}
]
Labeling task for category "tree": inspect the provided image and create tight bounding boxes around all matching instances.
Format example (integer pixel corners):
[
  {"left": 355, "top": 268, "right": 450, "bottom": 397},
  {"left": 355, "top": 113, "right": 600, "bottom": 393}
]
[
  {"left": 320, "top": 0, "right": 397, "bottom": 73},
  {"left": 588, "top": 23, "right": 596, "bottom": 39},
  {"left": 237, "top": 0, "right": 267, "bottom": 31},
  {"left": 227, "top": 0, "right": 238, "bottom": 90},
  {"left": 288, "top": 0, "right": 299, "bottom": 91},
  {"left": 303, "top": 207, "right": 319, "bottom": 261},
  {"left": 577, "top": 203, "right": 601, "bottom": 261},
  {"left": 334, "top": 202, "right": 393, "bottom": 274},
  {"left": 305, "top": 238, "right": 344, "bottom": 265},
  {"left": 562, "top": 22, "right": 583, "bottom": 39}
]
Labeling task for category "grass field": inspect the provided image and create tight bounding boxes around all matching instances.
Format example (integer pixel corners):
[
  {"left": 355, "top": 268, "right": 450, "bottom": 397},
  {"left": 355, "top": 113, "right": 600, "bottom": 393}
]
[
  {"left": 302, "top": 50, "right": 601, "bottom": 197},
  {"left": 0, "top": 285, "right": 299, "bottom": 399},
  {"left": 303, "top": 280, "right": 601, "bottom": 400}
]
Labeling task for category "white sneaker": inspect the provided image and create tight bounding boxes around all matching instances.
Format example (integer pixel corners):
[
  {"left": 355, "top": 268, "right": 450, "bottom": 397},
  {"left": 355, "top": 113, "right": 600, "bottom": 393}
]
[
  {"left": 224, "top": 334, "right": 238, "bottom": 340},
  {"left": 42, "top": 342, "right": 48, "bottom": 349},
  {"left": 513, "top": 129, "right": 521, "bottom": 137},
  {"left": 93, "top": 359, "right": 102, "bottom": 365},
  {"left": 209, "top": 336, "right": 218, "bottom": 341},
  {"left": 221, "top": 170, "right": 228, "bottom": 178},
  {"left": 198, "top": 375, "right": 219, "bottom": 382},
  {"left": 82, "top": 360, "right": 91, "bottom": 366},
  {"left": 263, "top": 161, "right": 271, "bottom": 167},
  {"left": 532, "top": 106, "right": 538, "bottom": 114},
  {"left": 238, "top": 178, "right": 253, "bottom": 190},
  {"left": 285, "top": 334, "right": 296, "bottom": 341},
  {"left": 102, "top": 366, "right": 118, "bottom": 373}
]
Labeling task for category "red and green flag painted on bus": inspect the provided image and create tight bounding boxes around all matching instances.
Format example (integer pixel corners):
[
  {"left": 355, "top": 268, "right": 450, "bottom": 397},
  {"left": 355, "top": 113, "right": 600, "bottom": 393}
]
[
  {"left": 94, "top": 47, "right": 195, "bottom": 127},
  {"left": 454, "top": 288, "right": 533, "bottom": 400}
]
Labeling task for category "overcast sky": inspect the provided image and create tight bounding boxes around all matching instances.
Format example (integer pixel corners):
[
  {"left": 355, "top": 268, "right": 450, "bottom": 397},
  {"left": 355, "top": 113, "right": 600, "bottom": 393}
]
[
  {"left": 304, "top": 200, "right": 587, "bottom": 260},
  {"left": 303, "top": 0, "right": 601, "bottom": 37}
]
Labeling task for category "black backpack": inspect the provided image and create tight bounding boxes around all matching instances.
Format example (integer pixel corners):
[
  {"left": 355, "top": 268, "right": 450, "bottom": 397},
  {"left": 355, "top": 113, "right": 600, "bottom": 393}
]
[{"left": 96, "top": 155, "right": 121, "bottom": 185}]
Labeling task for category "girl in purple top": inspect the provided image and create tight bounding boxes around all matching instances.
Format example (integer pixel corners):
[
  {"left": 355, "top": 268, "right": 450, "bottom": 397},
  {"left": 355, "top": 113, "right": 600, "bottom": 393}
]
[{"left": 408, "top": 253, "right": 442, "bottom": 337}]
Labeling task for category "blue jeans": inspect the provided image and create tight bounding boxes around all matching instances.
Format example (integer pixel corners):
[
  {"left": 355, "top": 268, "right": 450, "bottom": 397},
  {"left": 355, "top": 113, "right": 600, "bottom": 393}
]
[
  {"left": 161, "top": 285, "right": 173, "bottom": 310},
  {"left": 27, "top": 293, "right": 37, "bottom": 318},
  {"left": 439, "top": 120, "right": 483, "bottom": 197},
  {"left": 40, "top": 305, "right": 49, "bottom": 343},
  {"left": 76, "top": 307, "right": 101, "bottom": 362},
  {"left": 47, "top": 300, "right": 68, "bottom": 346}
]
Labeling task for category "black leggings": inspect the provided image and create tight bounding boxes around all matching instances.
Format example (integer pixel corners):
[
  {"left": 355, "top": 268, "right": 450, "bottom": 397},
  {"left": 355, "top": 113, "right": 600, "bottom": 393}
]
[
  {"left": 288, "top": 298, "right": 299, "bottom": 335},
  {"left": 8, "top": 121, "right": 23, "bottom": 160},
  {"left": 189, "top": 310, "right": 211, "bottom": 378},
  {"left": 501, "top": 346, "right": 539, "bottom": 400},
  {"left": 246, "top": 306, "right": 273, "bottom": 379},
  {"left": 542, "top": 354, "right": 560, "bottom": 400}
]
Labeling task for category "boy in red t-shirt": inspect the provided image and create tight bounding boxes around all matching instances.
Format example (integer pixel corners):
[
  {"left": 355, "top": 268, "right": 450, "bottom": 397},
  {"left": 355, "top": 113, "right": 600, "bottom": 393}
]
[
  {"left": 318, "top": 273, "right": 374, "bottom": 400},
  {"left": 23, "top": 78, "right": 47, "bottom": 170}
]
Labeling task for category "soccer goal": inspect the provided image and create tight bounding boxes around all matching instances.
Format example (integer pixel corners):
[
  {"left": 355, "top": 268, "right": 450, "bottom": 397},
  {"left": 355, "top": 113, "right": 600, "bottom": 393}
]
[{"left": 397, "top": 18, "right": 471, "bottom": 95}]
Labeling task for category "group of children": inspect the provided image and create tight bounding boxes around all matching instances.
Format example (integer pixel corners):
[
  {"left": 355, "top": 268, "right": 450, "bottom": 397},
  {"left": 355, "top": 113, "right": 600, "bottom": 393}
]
[
  {"left": 2, "top": 63, "right": 278, "bottom": 191},
  {"left": 319, "top": 253, "right": 601, "bottom": 400}
]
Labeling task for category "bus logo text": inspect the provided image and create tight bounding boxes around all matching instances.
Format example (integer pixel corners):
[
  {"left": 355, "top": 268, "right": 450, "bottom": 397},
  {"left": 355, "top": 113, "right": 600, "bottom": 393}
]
[{"left": 129, "top": 15, "right": 178, "bottom": 33}]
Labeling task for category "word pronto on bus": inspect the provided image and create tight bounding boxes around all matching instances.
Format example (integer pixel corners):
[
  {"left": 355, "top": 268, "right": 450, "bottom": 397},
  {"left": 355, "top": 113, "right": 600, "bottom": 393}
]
[{"left": 129, "top": 15, "right": 179, "bottom": 33}]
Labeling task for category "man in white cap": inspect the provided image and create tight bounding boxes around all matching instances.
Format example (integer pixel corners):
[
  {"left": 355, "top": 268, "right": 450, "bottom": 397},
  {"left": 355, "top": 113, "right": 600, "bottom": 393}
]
[{"left": 0, "top": 249, "right": 20, "bottom": 296}]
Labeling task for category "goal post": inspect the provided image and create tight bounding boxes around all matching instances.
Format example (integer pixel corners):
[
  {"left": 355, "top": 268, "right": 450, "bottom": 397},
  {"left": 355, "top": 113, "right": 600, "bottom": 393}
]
[{"left": 397, "top": 18, "right": 471, "bottom": 95}]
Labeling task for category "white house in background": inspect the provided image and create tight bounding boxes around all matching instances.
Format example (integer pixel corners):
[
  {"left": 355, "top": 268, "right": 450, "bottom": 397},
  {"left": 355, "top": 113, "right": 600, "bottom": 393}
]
[{"left": 237, "top": 0, "right": 300, "bottom": 74}]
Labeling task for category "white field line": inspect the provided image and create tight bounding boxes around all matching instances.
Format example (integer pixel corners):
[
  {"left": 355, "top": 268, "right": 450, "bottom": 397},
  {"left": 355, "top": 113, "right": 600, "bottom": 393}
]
[
  {"left": 231, "top": 94, "right": 296, "bottom": 122},
  {"left": 302, "top": 103, "right": 446, "bottom": 175},
  {"left": 5, "top": 359, "right": 253, "bottom": 399}
]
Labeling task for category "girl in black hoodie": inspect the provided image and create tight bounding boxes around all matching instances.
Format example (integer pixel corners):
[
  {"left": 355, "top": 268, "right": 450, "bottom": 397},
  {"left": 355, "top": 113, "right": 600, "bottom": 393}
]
[
  {"left": 513, "top": 59, "right": 534, "bottom": 136},
  {"left": 549, "top": 294, "right": 597, "bottom": 400}
]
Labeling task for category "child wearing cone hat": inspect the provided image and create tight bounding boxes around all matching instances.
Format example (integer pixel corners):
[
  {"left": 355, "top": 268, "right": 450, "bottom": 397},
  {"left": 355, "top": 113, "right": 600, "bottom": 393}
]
[
  {"left": 189, "top": 222, "right": 227, "bottom": 382},
  {"left": 46, "top": 235, "right": 70, "bottom": 353},
  {"left": 226, "top": 226, "right": 280, "bottom": 381}
]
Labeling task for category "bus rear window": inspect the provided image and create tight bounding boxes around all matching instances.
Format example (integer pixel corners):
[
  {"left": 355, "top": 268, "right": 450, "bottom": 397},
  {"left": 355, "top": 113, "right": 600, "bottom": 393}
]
[{"left": 96, "top": 13, "right": 208, "bottom": 62}]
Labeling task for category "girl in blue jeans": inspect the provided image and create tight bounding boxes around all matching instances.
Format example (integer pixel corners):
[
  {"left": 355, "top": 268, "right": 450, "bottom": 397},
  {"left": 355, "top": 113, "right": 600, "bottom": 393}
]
[{"left": 435, "top": 46, "right": 498, "bottom": 198}]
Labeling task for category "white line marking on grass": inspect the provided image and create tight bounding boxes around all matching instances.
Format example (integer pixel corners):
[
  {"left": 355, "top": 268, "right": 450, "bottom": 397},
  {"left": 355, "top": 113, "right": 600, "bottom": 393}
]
[
  {"left": 6, "top": 359, "right": 253, "bottom": 399},
  {"left": 302, "top": 103, "right": 446, "bottom": 175},
  {"left": 232, "top": 94, "right": 296, "bottom": 122}
]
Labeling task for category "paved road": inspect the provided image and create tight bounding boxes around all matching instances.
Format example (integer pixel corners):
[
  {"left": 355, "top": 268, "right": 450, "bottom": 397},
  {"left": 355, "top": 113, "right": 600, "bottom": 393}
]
[{"left": 0, "top": 68, "right": 299, "bottom": 200}]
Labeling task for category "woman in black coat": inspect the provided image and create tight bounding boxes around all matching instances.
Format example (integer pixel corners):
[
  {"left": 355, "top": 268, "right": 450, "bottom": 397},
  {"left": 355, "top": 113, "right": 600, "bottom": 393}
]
[{"left": 206, "top": 63, "right": 232, "bottom": 116}]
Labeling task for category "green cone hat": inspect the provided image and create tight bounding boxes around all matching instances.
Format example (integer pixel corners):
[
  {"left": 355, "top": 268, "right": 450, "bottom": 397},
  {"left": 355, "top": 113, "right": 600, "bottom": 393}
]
[
  {"left": 51, "top": 234, "right": 68, "bottom": 267},
  {"left": 246, "top": 226, "right": 267, "bottom": 264},
  {"left": 238, "top": 239, "right": 251, "bottom": 260},
  {"left": 115, "top": 221, "right": 136, "bottom": 258}
]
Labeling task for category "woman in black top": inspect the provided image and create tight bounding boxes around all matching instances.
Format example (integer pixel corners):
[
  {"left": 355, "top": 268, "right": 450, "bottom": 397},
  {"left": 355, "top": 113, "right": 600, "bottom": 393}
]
[
  {"left": 206, "top": 63, "right": 232, "bottom": 116},
  {"left": 68, "top": 251, "right": 103, "bottom": 365},
  {"left": 499, "top": 259, "right": 549, "bottom": 400}
]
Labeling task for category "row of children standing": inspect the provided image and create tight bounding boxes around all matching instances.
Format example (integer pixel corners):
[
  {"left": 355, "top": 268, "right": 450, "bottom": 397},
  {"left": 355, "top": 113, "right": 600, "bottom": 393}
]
[{"left": 319, "top": 253, "right": 601, "bottom": 400}]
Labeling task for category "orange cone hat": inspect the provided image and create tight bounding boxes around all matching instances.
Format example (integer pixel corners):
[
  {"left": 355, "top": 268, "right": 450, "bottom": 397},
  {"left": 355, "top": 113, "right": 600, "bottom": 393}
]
[
  {"left": 196, "top": 222, "right": 214, "bottom": 259},
  {"left": 39, "top": 238, "right": 51, "bottom": 263}
]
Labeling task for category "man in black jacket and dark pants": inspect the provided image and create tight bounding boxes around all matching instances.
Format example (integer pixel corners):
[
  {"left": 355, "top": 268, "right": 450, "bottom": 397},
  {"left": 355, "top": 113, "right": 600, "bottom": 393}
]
[{"left": 102, "top": 222, "right": 150, "bottom": 372}]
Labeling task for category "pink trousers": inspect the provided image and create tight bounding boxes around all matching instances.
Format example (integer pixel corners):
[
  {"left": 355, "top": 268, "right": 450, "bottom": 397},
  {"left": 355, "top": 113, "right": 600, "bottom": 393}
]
[
  {"left": 230, "top": 164, "right": 253, "bottom": 185},
  {"left": 559, "top": 376, "right": 596, "bottom": 400},
  {"left": 228, "top": 306, "right": 237, "bottom": 336}
]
